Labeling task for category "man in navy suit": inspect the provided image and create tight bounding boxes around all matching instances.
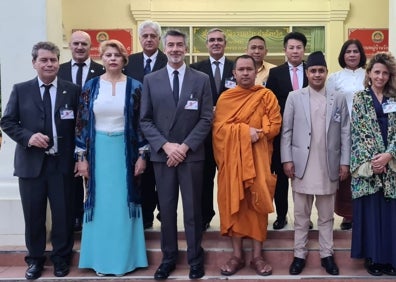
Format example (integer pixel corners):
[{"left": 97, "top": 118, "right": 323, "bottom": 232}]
[
  {"left": 266, "top": 31, "right": 309, "bottom": 230},
  {"left": 124, "top": 20, "right": 168, "bottom": 229},
  {"left": 1, "top": 41, "right": 80, "bottom": 280},
  {"left": 141, "top": 29, "right": 213, "bottom": 280},
  {"left": 58, "top": 30, "right": 105, "bottom": 232},
  {"left": 190, "top": 28, "right": 233, "bottom": 231}
]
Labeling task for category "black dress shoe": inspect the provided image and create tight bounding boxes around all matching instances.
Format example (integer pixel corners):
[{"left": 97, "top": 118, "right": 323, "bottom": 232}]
[
  {"left": 54, "top": 261, "right": 70, "bottom": 277},
  {"left": 364, "top": 258, "right": 383, "bottom": 276},
  {"left": 189, "top": 264, "right": 205, "bottom": 279},
  {"left": 340, "top": 221, "right": 352, "bottom": 230},
  {"left": 154, "top": 262, "right": 176, "bottom": 280},
  {"left": 321, "top": 256, "right": 339, "bottom": 275},
  {"left": 289, "top": 257, "right": 305, "bottom": 275},
  {"left": 382, "top": 264, "right": 396, "bottom": 276},
  {"left": 273, "top": 218, "right": 287, "bottom": 230},
  {"left": 25, "top": 263, "right": 44, "bottom": 280},
  {"left": 202, "top": 222, "right": 210, "bottom": 232}
]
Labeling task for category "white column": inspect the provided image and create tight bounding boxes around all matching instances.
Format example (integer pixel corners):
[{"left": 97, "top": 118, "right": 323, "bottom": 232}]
[
  {"left": 0, "top": 0, "right": 62, "bottom": 245},
  {"left": 389, "top": 0, "right": 396, "bottom": 54}
]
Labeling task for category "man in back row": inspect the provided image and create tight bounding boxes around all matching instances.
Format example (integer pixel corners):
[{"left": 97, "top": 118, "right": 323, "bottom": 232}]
[
  {"left": 246, "top": 35, "right": 276, "bottom": 86},
  {"left": 190, "top": 28, "right": 233, "bottom": 231},
  {"left": 58, "top": 30, "right": 105, "bottom": 232},
  {"left": 124, "top": 19, "right": 168, "bottom": 229},
  {"left": 266, "top": 31, "right": 308, "bottom": 230}
]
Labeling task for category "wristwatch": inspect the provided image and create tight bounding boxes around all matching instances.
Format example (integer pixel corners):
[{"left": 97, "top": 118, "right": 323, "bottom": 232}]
[{"left": 138, "top": 151, "right": 149, "bottom": 160}]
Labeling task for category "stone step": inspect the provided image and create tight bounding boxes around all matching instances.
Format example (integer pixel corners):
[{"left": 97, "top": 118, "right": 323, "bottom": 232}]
[{"left": 0, "top": 230, "right": 392, "bottom": 281}]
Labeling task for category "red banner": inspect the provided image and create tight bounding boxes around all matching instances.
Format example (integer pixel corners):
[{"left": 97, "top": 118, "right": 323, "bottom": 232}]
[
  {"left": 348, "top": 28, "right": 388, "bottom": 57},
  {"left": 73, "top": 29, "right": 133, "bottom": 59}
]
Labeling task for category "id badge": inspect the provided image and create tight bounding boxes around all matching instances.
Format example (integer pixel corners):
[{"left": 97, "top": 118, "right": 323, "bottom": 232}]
[
  {"left": 60, "top": 105, "right": 74, "bottom": 119},
  {"left": 383, "top": 101, "right": 396, "bottom": 113},
  {"left": 225, "top": 79, "right": 236, "bottom": 89},
  {"left": 185, "top": 98, "right": 198, "bottom": 110}
]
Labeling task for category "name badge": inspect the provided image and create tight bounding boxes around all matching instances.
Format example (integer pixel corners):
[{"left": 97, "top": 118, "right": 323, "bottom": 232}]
[
  {"left": 60, "top": 105, "right": 74, "bottom": 119},
  {"left": 185, "top": 99, "right": 198, "bottom": 110},
  {"left": 225, "top": 79, "right": 236, "bottom": 89},
  {"left": 383, "top": 101, "right": 396, "bottom": 113}
]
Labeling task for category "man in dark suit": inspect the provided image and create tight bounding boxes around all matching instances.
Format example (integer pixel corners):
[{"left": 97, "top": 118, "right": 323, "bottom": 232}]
[
  {"left": 58, "top": 30, "right": 105, "bottom": 232},
  {"left": 58, "top": 30, "right": 105, "bottom": 87},
  {"left": 140, "top": 29, "right": 213, "bottom": 280},
  {"left": 266, "top": 31, "right": 308, "bottom": 230},
  {"left": 123, "top": 20, "right": 167, "bottom": 229},
  {"left": 190, "top": 28, "right": 233, "bottom": 231},
  {"left": 1, "top": 41, "right": 80, "bottom": 280}
]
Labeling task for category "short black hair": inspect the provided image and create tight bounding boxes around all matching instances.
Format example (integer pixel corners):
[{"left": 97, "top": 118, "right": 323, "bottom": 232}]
[
  {"left": 233, "top": 54, "right": 256, "bottom": 70},
  {"left": 338, "top": 39, "right": 366, "bottom": 68},
  {"left": 283, "top": 32, "right": 307, "bottom": 48},
  {"left": 248, "top": 35, "right": 266, "bottom": 45}
]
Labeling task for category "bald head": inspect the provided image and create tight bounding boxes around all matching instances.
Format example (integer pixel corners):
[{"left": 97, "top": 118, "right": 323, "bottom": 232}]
[{"left": 69, "top": 30, "right": 92, "bottom": 63}]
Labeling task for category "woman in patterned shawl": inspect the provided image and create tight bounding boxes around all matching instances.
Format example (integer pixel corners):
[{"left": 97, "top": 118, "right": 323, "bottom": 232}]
[{"left": 350, "top": 52, "right": 396, "bottom": 276}]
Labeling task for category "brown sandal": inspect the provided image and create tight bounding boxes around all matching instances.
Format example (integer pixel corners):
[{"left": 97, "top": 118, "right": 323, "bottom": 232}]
[
  {"left": 250, "top": 256, "right": 272, "bottom": 276},
  {"left": 220, "top": 256, "right": 245, "bottom": 276}
]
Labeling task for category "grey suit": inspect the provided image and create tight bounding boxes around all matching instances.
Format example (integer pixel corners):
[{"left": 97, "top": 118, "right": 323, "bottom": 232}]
[
  {"left": 123, "top": 50, "right": 168, "bottom": 227},
  {"left": 140, "top": 66, "right": 213, "bottom": 266},
  {"left": 280, "top": 86, "right": 350, "bottom": 258},
  {"left": 1, "top": 77, "right": 80, "bottom": 264},
  {"left": 280, "top": 87, "right": 350, "bottom": 185}
]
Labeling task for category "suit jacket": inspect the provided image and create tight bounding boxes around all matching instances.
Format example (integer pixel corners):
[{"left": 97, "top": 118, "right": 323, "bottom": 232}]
[
  {"left": 266, "top": 62, "right": 308, "bottom": 114},
  {"left": 280, "top": 87, "right": 350, "bottom": 183},
  {"left": 124, "top": 50, "right": 168, "bottom": 83},
  {"left": 190, "top": 58, "right": 233, "bottom": 105},
  {"left": 140, "top": 67, "right": 213, "bottom": 162},
  {"left": 58, "top": 60, "right": 105, "bottom": 84},
  {"left": 1, "top": 78, "right": 80, "bottom": 178}
]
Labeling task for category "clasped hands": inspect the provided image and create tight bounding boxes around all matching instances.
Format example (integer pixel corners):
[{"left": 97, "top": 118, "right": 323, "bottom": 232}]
[
  {"left": 163, "top": 142, "right": 189, "bottom": 167},
  {"left": 283, "top": 162, "right": 350, "bottom": 181},
  {"left": 371, "top": 153, "right": 392, "bottom": 174}
]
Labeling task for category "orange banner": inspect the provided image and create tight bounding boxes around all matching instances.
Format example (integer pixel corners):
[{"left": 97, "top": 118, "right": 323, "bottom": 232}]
[
  {"left": 348, "top": 28, "right": 388, "bottom": 57},
  {"left": 73, "top": 29, "right": 133, "bottom": 59}
]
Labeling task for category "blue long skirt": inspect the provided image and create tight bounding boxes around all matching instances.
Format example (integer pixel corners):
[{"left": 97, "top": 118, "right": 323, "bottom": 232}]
[
  {"left": 79, "top": 131, "right": 148, "bottom": 275},
  {"left": 351, "top": 191, "right": 396, "bottom": 267}
]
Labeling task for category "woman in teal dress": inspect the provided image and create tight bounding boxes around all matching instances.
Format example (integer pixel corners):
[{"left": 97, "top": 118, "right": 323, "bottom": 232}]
[{"left": 75, "top": 39, "right": 148, "bottom": 276}]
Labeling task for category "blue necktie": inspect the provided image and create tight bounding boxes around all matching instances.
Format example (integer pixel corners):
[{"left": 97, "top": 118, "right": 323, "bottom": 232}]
[
  {"left": 173, "top": 70, "right": 179, "bottom": 105},
  {"left": 144, "top": 58, "right": 152, "bottom": 75}
]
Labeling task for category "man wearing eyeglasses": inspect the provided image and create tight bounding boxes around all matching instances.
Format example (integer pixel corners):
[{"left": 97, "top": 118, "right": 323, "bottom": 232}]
[{"left": 190, "top": 28, "right": 234, "bottom": 232}]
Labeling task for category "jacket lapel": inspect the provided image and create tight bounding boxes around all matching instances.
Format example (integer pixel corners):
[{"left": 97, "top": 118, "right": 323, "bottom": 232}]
[
  {"left": 326, "top": 90, "right": 336, "bottom": 131},
  {"left": 301, "top": 88, "right": 311, "bottom": 129}
]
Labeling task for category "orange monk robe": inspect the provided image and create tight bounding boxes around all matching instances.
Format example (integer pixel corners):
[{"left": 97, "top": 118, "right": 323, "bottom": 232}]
[{"left": 213, "top": 85, "right": 281, "bottom": 242}]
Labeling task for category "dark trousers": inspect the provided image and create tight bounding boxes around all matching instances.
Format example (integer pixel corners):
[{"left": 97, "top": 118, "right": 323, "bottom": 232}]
[
  {"left": 202, "top": 135, "right": 216, "bottom": 224},
  {"left": 73, "top": 176, "right": 84, "bottom": 223},
  {"left": 153, "top": 161, "right": 204, "bottom": 266},
  {"left": 272, "top": 136, "right": 289, "bottom": 220},
  {"left": 19, "top": 155, "right": 74, "bottom": 265},
  {"left": 141, "top": 160, "right": 159, "bottom": 225}
]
